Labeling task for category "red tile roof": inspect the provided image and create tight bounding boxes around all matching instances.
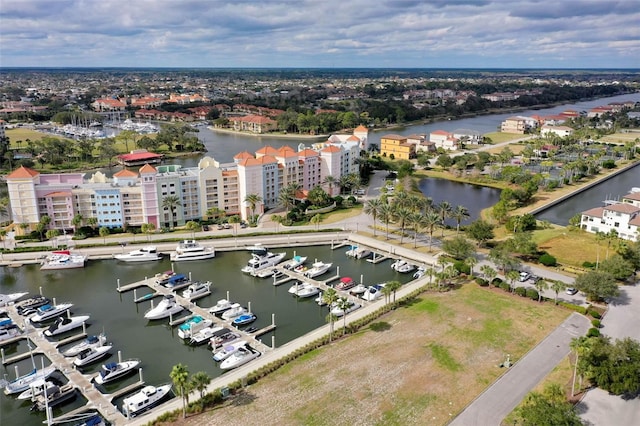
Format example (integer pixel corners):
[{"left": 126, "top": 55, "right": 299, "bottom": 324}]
[
  {"left": 582, "top": 207, "right": 604, "bottom": 217},
  {"left": 6, "top": 166, "right": 39, "bottom": 179},
  {"left": 114, "top": 169, "right": 138, "bottom": 178},
  {"left": 139, "top": 164, "right": 157, "bottom": 173},
  {"left": 606, "top": 204, "right": 640, "bottom": 214},
  {"left": 118, "top": 152, "right": 163, "bottom": 161}
]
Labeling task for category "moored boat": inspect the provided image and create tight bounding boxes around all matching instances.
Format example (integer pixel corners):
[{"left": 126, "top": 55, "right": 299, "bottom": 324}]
[
  {"left": 122, "top": 384, "right": 172, "bottom": 418},
  {"left": 241, "top": 248, "right": 286, "bottom": 275},
  {"left": 15, "top": 295, "right": 50, "bottom": 316},
  {"left": 73, "top": 344, "right": 112, "bottom": 367},
  {"left": 219, "top": 346, "right": 261, "bottom": 370},
  {"left": 44, "top": 314, "right": 90, "bottom": 337},
  {"left": 212, "top": 340, "right": 247, "bottom": 362},
  {"left": 30, "top": 303, "right": 74, "bottom": 323},
  {"left": 413, "top": 266, "right": 426, "bottom": 279},
  {"left": 3, "top": 366, "right": 57, "bottom": 395},
  {"left": 288, "top": 282, "right": 320, "bottom": 298},
  {"left": 345, "top": 245, "right": 372, "bottom": 259},
  {"left": 170, "top": 240, "right": 215, "bottom": 262},
  {"left": 144, "top": 294, "right": 184, "bottom": 320},
  {"left": 30, "top": 383, "right": 77, "bottom": 411},
  {"left": 330, "top": 300, "right": 361, "bottom": 317},
  {"left": 0, "top": 324, "right": 23, "bottom": 342},
  {"left": 303, "top": 261, "right": 332, "bottom": 278},
  {"left": 114, "top": 246, "right": 162, "bottom": 262},
  {"left": 17, "top": 378, "right": 55, "bottom": 400},
  {"left": 40, "top": 250, "right": 86, "bottom": 270},
  {"left": 61, "top": 334, "right": 107, "bottom": 357},
  {"left": 391, "top": 259, "right": 416, "bottom": 273},
  {"left": 349, "top": 284, "right": 367, "bottom": 295},
  {"left": 232, "top": 313, "right": 256, "bottom": 327},
  {"left": 189, "top": 326, "right": 226, "bottom": 346},
  {"left": 209, "top": 329, "right": 241, "bottom": 348},
  {"left": 94, "top": 359, "right": 141, "bottom": 385},
  {"left": 221, "top": 304, "right": 247, "bottom": 321},
  {"left": 208, "top": 299, "right": 234, "bottom": 315},
  {"left": 181, "top": 281, "right": 211, "bottom": 300},
  {"left": 335, "top": 276, "right": 355, "bottom": 291},
  {"left": 0, "top": 292, "right": 28, "bottom": 307},
  {"left": 281, "top": 255, "right": 307, "bottom": 270},
  {"left": 177, "top": 316, "right": 213, "bottom": 340},
  {"left": 361, "top": 284, "right": 385, "bottom": 302}
]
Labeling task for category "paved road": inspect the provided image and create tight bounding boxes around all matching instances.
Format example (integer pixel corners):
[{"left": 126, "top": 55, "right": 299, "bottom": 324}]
[
  {"left": 577, "top": 283, "right": 640, "bottom": 426},
  {"left": 450, "top": 313, "right": 591, "bottom": 426}
]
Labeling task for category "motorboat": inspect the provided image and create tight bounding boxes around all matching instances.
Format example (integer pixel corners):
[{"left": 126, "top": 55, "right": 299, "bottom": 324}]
[
  {"left": 0, "top": 324, "right": 23, "bottom": 342},
  {"left": 335, "top": 276, "right": 356, "bottom": 291},
  {"left": 30, "top": 303, "right": 74, "bottom": 323},
  {"left": 219, "top": 346, "right": 261, "bottom": 370},
  {"left": 181, "top": 281, "right": 211, "bottom": 300},
  {"left": 17, "top": 378, "right": 55, "bottom": 400},
  {"left": 253, "top": 267, "right": 280, "bottom": 278},
  {"left": 94, "top": 359, "right": 141, "bottom": 385},
  {"left": 0, "top": 292, "right": 28, "bottom": 307},
  {"left": 413, "top": 266, "right": 426, "bottom": 279},
  {"left": 189, "top": 326, "right": 226, "bottom": 346},
  {"left": 144, "top": 295, "right": 184, "bottom": 320},
  {"left": 40, "top": 250, "right": 87, "bottom": 270},
  {"left": 162, "top": 273, "right": 190, "bottom": 289},
  {"left": 122, "top": 384, "right": 172, "bottom": 418},
  {"left": 73, "top": 344, "right": 112, "bottom": 367},
  {"left": 30, "top": 383, "right": 77, "bottom": 411},
  {"left": 315, "top": 292, "right": 327, "bottom": 306},
  {"left": 209, "top": 329, "right": 241, "bottom": 348},
  {"left": 170, "top": 240, "right": 215, "bottom": 261},
  {"left": 303, "top": 261, "right": 332, "bottom": 278},
  {"left": 177, "top": 316, "right": 213, "bottom": 340},
  {"left": 221, "top": 304, "right": 247, "bottom": 321},
  {"left": 154, "top": 270, "right": 176, "bottom": 285},
  {"left": 288, "top": 282, "right": 320, "bottom": 298},
  {"left": 391, "top": 259, "right": 416, "bottom": 273},
  {"left": 77, "top": 414, "right": 106, "bottom": 426},
  {"left": 241, "top": 249, "right": 286, "bottom": 275},
  {"left": 3, "top": 366, "right": 57, "bottom": 395},
  {"left": 208, "top": 299, "right": 235, "bottom": 315},
  {"left": 44, "top": 314, "right": 90, "bottom": 337},
  {"left": 232, "top": 313, "right": 256, "bottom": 327},
  {"left": 361, "top": 284, "right": 385, "bottom": 302},
  {"left": 212, "top": 340, "right": 248, "bottom": 362},
  {"left": 345, "top": 245, "right": 372, "bottom": 259},
  {"left": 16, "top": 295, "right": 50, "bottom": 316},
  {"left": 330, "top": 300, "right": 361, "bottom": 317},
  {"left": 61, "top": 334, "right": 107, "bottom": 357},
  {"left": 114, "top": 246, "right": 162, "bottom": 262},
  {"left": 350, "top": 284, "right": 367, "bottom": 295},
  {"left": 281, "top": 255, "right": 307, "bottom": 270}
]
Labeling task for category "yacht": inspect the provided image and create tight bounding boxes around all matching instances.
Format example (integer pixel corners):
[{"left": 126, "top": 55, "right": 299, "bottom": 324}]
[
  {"left": 0, "top": 292, "right": 28, "bottom": 307},
  {"left": 413, "top": 266, "right": 426, "bottom": 279},
  {"left": 144, "top": 295, "right": 184, "bottom": 320},
  {"left": 212, "top": 340, "right": 247, "bottom": 362},
  {"left": 40, "top": 250, "right": 87, "bottom": 270},
  {"left": 122, "top": 384, "right": 172, "bottom": 418},
  {"left": 345, "top": 245, "right": 372, "bottom": 259},
  {"left": 281, "top": 255, "right": 307, "bottom": 270},
  {"left": 114, "top": 246, "right": 162, "bottom": 262},
  {"left": 391, "top": 259, "right": 416, "bottom": 273},
  {"left": 330, "top": 300, "right": 361, "bottom": 317},
  {"left": 241, "top": 249, "right": 286, "bottom": 275},
  {"left": 16, "top": 295, "right": 50, "bottom": 316},
  {"left": 349, "top": 283, "right": 367, "bottom": 296},
  {"left": 181, "top": 281, "right": 211, "bottom": 300},
  {"left": 208, "top": 299, "right": 235, "bottom": 315},
  {"left": 73, "top": 344, "right": 112, "bottom": 367},
  {"left": 30, "top": 303, "right": 74, "bottom": 323},
  {"left": 361, "top": 284, "right": 385, "bottom": 302},
  {"left": 219, "top": 346, "right": 261, "bottom": 370},
  {"left": 221, "top": 304, "right": 247, "bottom": 321},
  {"left": 17, "top": 378, "right": 55, "bottom": 400},
  {"left": 3, "top": 366, "right": 57, "bottom": 395},
  {"left": 189, "top": 326, "right": 226, "bottom": 346},
  {"left": 177, "top": 316, "right": 213, "bottom": 340},
  {"left": 170, "top": 240, "right": 215, "bottom": 262},
  {"left": 209, "top": 329, "right": 240, "bottom": 348},
  {"left": 288, "top": 282, "right": 320, "bottom": 298},
  {"left": 232, "top": 313, "right": 256, "bottom": 327},
  {"left": 44, "top": 314, "right": 90, "bottom": 337},
  {"left": 62, "top": 334, "right": 107, "bottom": 357},
  {"left": 303, "top": 261, "right": 333, "bottom": 278},
  {"left": 94, "top": 359, "right": 141, "bottom": 385},
  {"left": 0, "top": 324, "right": 23, "bottom": 342},
  {"left": 30, "top": 383, "right": 77, "bottom": 411}
]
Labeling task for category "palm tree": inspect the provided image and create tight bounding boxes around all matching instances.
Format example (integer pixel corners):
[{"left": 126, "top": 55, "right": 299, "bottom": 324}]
[
  {"left": 271, "top": 214, "right": 283, "bottom": 232},
  {"left": 452, "top": 205, "right": 469, "bottom": 235},
  {"left": 506, "top": 270, "right": 520, "bottom": 293},
  {"left": 378, "top": 203, "right": 394, "bottom": 240},
  {"left": 185, "top": 220, "right": 200, "bottom": 239},
  {"left": 392, "top": 190, "right": 410, "bottom": 210},
  {"left": 550, "top": 280, "right": 566, "bottom": 304},
  {"left": 244, "top": 193, "right": 262, "bottom": 225},
  {"left": 381, "top": 284, "right": 393, "bottom": 309},
  {"left": 311, "top": 213, "right": 322, "bottom": 230},
  {"left": 323, "top": 175, "right": 337, "bottom": 196},
  {"left": 228, "top": 215, "right": 241, "bottom": 235},
  {"left": 322, "top": 288, "right": 339, "bottom": 342},
  {"left": 0, "top": 229, "right": 6, "bottom": 249},
  {"left": 87, "top": 217, "right": 98, "bottom": 232},
  {"left": 141, "top": 222, "right": 155, "bottom": 241},
  {"left": 570, "top": 336, "right": 590, "bottom": 397},
  {"left": 424, "top": 211, "right": 441, "bottom": 251},
  {"left": 437, "top": 201, "right": 452, "bottom": 237},
  {"left": 170, "top": 363, "right": 191, "bottom": 419},
  {"left": 480, "top": 265, "right": 497, "bottom": 287},
  {"left": 190, "top": 371, "right": 211, "bottom": 410},
  {"left": 278, "top": 188, "right": 295, "bottom": 212},
  {"left": 386, "top": 280, "right": 402, "bottom": 304},
  {"left": 408, "top": 212, "right": 426, "bottom": 248},
  {"left": 336, "top": 297, "right": 351, "bottom": 335},
  {"left": 162, "top": 195, "right": 181, "bottom": 229},
  {"left": 465, "top": 256, "right": 478, "bottom": 278},
  {"left": 99, "top": 226, "right": 110, "bottom": 244},
  {"left": 71, "top": 214, "right": 84, "bottom": 234},
  {"left": 425, "top": 267, "right": 436, "bottom": 287},
  {"left": 534, "top": 279, "right": 549, "bottom": 302},
  {"left": 393, "top": 207, "right": 412, "bottom": 244},
  {"left": 364, "top": 198, "right": 383, "bottom": 237}
]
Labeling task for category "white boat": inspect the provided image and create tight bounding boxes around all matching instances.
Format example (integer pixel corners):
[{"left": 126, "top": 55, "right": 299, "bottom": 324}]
[
  {"left": 208, "top": 299, "right": 234, "bottom": 315},
  {"left": 303, "top": 261, "right": 333, "bottom": 278},
  {"left": 15, "top": 295, "right": 50, "bottom": 315},
  {"left": 61, "top": 334, "right": 107, "bottom": 357},
  {"left": 0, "top": 324, "right": 23, "bottom": 342},
  {"left": 281, "top": 255, "right": 307, "bottom": 270},
  {"left": 114, "top": 246, "right": 162, "bottom": 262},
  {"left": 212, "top": 340, "right": 248, "bottom": 362},
  {"left": 413, "top": 266, "right": 426, "bottom": 279},
  {"left": 181, "top": 281, "right": 211, "bottom": 300},
  {"left": 16, "top": 378, "right": 54, "bottom": 400},
  {"left": 391, "top": 259, "right": 416, "bottom": 273},
  {"left": 170, "top": 240, "right": 215, "bottom": 261},
  {"left": 144, "top": 294, "right": 184, "bottom": 320},
  {"left": 3, "top": 366, "right": 57, "bottom": 395},
  {"left": 335, "top": 277, "right": 356, "bottom": 291},
  {"left": 40, "top": 250, "right": 86, "bottom": 270},
  {"left": 315, "top": 292, "right": 327, "bottom": 306},
  {"left": 210, "top": 329, "right": 241, "bottom": 348},
  {"left": 44, "top": 314, "right": 90, "bottom": 337},
  {"left": 253, "top": 267, "right": 280, "bottom": 278},
  {"left": 31, "top": 383, "right": 77, "bottom": 411},
  {"left": 30, "top": 303, "right": 74, "bottom": 322},
  {"left": 361, "top": 284, "right": 385, "bottom": 302},
  {"left": 288, "top": 282, "right": 320, "bottom": 298},
  {"left": 0, "top": 292, "right": 28, "bottom": 307},
  {"left": 177, "top": 316, "right": 213, "bottom": 340},
  {"left": 122, "top": 384, "right": 172, "bottom": 418},
  {"left": 219, "top": 346, "right": 261, "bottom": 370},
  {"left": 73, "top": 344, "right": 112, "bottom": 367},
  {"left": 221, "top": 304, "right": 247, "bottom": 321},
  {"left": 350, "top": 284, "right": 367, "bottom": 295},
  {"left": 345, "top": 245, "right": 372, "bottom": 259},
  {"left": 330, "top": 300, "right": 361, "bottom": 317},
  {"left": 189, "top": 326, "right": 226, "bottom": 346},
  {"left": 94, "top": 359, "right": 141, "bottom": 385},
  {"left": 241, "top": 249, "right": 286, "bottom": 275},
  {"left": 154, "top": 270, "right": 177, "bottom": 285}
]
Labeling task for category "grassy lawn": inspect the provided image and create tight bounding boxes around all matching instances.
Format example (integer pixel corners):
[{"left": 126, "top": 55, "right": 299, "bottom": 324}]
[
  {"left": 484, "top": 131, "right": 525, "bottom": 144},
  {"left": 599, "top": 131, "right": 640, "bottom": 143},
  {"left": 483, "top": 143, "right": 526, "bottom": 155},
  {"left": 6, "top": 128, "right": 73, "bottom": 146},
  {"left": 318, "top": 204, "right": 363, "bottom": 224},
  {"left": 181, "top": 285, "right": 569, "bottom": 426},
  {"left": 534, "top": 229, "right": 600, "bottom": 268}
]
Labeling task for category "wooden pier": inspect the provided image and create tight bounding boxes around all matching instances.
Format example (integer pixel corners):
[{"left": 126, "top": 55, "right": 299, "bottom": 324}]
[
  {"left": 116, "top": 278, "right": 150, "bottom": 293},
  {"left": 367, "top": 252, "right": 389, "bottom": 264},
  {"left": 107, "top": 379, "right": 145, "bottom": 401},
  {"left": 331, "top": 240, "right": 351, "bottom": 250}
]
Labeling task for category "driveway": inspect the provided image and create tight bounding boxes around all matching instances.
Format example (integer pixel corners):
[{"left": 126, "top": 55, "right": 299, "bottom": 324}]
[
  {"left": 449, "top": 313, "right": 590, "bottom": 426},
  {"left": 576, "top": 283, "right": 640, "bottom": 426}
]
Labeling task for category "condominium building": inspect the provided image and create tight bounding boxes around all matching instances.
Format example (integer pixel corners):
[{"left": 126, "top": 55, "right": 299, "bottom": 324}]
[
  {"left": 380, "top": 134, "right": 416, "bottom": 160},
  {"left": 580, "top": 191, "right": 640, "bottom": 241}
]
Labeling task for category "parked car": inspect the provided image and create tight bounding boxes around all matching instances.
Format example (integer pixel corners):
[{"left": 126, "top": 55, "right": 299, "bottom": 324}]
[
  {"left": 566, "top": 287, "right": 578, "bottom": 295},
  {"left": 202, "top": 225, "right": 209, "bottom": 231},
  {"left": 519, "top": 272, "right": 531, "bottom": 282},
  {"left": 240, "top": 221, "right": 248, "bottom": 228},
  {"left": 217, "top": 224, "right": 224, "bottom": 230},
  {"left": 223, "top": 223, "right": 231, "bottom": 229}
]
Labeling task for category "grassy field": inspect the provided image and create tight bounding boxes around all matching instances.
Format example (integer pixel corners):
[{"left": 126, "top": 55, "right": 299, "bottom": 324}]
[
  {"left": 6, "top": 128, "right": 72, "bottom": 146},
  {"left": 483, "top": 143, "right": 526, "bottom": 155},
  {"left": 484, "top": 131, "right": 526, "bottom": 144},
  {"left": 175, "top": 285, "right": 569, "bottom": 426},
  {"left": 534, "top": 228, "right": 600, "bottom": 268},
  {"left": 599, "top": 131, "right": 640, "bottom": 143}
]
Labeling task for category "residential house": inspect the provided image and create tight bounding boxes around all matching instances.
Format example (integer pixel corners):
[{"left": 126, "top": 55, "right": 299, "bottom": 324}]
[
  {"left": 429, "top": 130, "right": 459, "bottom": 151},
  {"left": 380, "top": 134, "right": 415, "bottom": 159},
  {"left": 580, "top": 191, "right": 640, "bottom": 241},
  {"left": 540, "top": 125, "right": 574, "bottom": 138}
]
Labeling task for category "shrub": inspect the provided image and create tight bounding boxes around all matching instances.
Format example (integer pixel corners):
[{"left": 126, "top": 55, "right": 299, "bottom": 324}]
[
  {"left": 582, "top": 261, "right": 596, "bottom": 269},
  {"left": 526, "top": 288, "right": 539, "bottom": 300},
  {"left": 492, "top": 277, "right": 503, "bottom": 286},
  {"left": 601, "top": 159, "right": 616, "bottom": 169},
  {"left": 589, "top": 310, "right": 602, "bottom": 319},
  {"left": 587, "top": 327, "right": 601, "bottom": 337},
  {"left": 591, "top": 319, "right": 601, "bottom": 328},
  {"left": 475, "top": 277, "right": 488, "bottom": 286},
  {"left": 499, "top": 281, "right": 511, "bottom": 292},
  {"left": 453, "top": 260, "right": 471, "bottom": 275},
  {"left": 333, "top": 195, "right": 344, "bottom": 206},
  {"left": 558, "top": 301, "right": 587, "bottom": 315},
  {"left": 515, "top": 286, "right": 527, "bottom": 297},
  {"left": 539, "top": 253, "right": 557, "bottom": 266}
]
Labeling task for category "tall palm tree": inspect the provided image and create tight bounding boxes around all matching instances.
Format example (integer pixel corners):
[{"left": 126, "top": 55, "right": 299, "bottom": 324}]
[
  {"left": 392, "top": 190, "right": 410, "bottom": 210},
  {"left": 534, "top": 279, "right": 549, "bottom": 302},
  {"left": 452, "top": 205, "right": 470, "bottom": 235},
  {"left": 480, "top": 265, "right": 497, "bottom": 287},
  {"left": 465, "top": 256, "right": 478, "bottom": 278},
  {"left": 244, "top": 193, "right": 262, "bottom": 225},
  {"left": 323, "top": 175, "right": 337, "bottom": 196},
  {"left": 386, "top": 280, "right": 402, "bottom": 303},
  {"left": 506, "top": 270, "right": 520, "bottom": 292},
  {"left": 393, "top": 207, "right": 412, "bottom": 244},
  {"left": 190, "top": 371, "right": 211, "bottom": 407},
  {"left": 550, "top": 280, "right": 566, "bottom": 304},
  {"left": 322, "top": 288, "right": 339, "bottom": 342},
  {"left": 408, "top": 212, "right": 427, "bottom": 248},
  {"left": 278, "top": 187, "right": 295, "bottom": 212},
  {"left": 170, "top": 363, "right": 191, "bottom": 419},
  {"left": 87, "top": 217, "right": 98, "bottom": 231},
  {"left": 162, "top": 195, "right": 181, "bottom": 229},
  {"left": 381, "top": 284, "right": 393, "bottom": 310},
  {"left": 71, "top": 214, "right": 84, "bottom": 233},
  {"left": 424, "top": 211, "right": 441, "bottom": 250},
  {"left": 336, "top": 296, "right": 352, "bottom": 335},
  {"left": 437, "top": 201, "right": 452, "bottom": 237},
  {"left": 364, "top": 198, "right": 383, "bottom": 237},
  {"left": 378, "top": 203, "right": 394, "bottom": 240},
  {"left": 185, "top": 220, "right": 200, "bottom": 239}
]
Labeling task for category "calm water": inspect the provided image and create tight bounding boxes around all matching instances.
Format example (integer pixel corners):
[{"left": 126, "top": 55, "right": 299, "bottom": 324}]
[{"left": 1, "top": 245, "right": 413, "bottom": 425}]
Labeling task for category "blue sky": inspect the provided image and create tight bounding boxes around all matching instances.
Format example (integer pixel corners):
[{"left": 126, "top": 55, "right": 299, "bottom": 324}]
[{"left": 1, "top": 0, "right": 639, "bottom": 68}]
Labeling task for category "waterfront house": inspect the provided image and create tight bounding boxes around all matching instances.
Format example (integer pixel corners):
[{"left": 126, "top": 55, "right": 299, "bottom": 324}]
[
  {"left": 580, "top": 191, "right": 640, "bottom": 241},
  {"left": 540, "top": 125, "right": 574, "bottom": 138},
  {"left": 380, "top": 134, "right": 415, "bottom": 159},
  {"left": 500, "top": 116, "right": 537, "bottom": 134},
  {"left": 429, "top": 130, "right": 459, "bottom": 151}
]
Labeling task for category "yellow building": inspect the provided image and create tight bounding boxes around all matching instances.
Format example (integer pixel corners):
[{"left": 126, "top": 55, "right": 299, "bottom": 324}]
[{"left": 380, "top": 134, "right": 415, "bottom": 160}]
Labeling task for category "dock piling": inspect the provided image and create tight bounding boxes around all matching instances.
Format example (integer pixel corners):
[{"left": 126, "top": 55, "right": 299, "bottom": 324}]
[
  {"left": 133, "top": 289, "right": 137, "bottom": 301},
  {"left": 53, "top": 297, "right": 57, "bottom": 306},
  {"left": 248, "top": 301, "right": 252, "bottom": 313},
  {"left": 1, "top": 348, "right": 4, "bottom": 363},
  {"left": 272, "top": 335, "right": 275, "bottom": 349},
  {"left": 337, "top": 266, "right": 340, "bottom": 276},
  {"left": 226, "top": 290, "right": 229, "bottom": 300},
  {"left": 117, "top": 279, "right": 120, "bottom": 291},
  {"left": 39, "top": 286, "right": 43, "bottom": 296},
  {"left": 360, "top": 274, "right": 363, "bottom": 284},
  {"left": 14, "top": 365, "right": 19, "bottom": 379},
  {"left": 118, "top": 351, "right": 122, "bottom": 363}
]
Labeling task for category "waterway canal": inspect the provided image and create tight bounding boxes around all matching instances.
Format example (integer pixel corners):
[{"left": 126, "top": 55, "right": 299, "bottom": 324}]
[{"left": 1, "top": 244, "right": 414, "bottom": 425}]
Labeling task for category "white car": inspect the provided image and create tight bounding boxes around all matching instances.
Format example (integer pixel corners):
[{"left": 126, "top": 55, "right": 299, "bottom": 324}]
[
  {"left": 518, "top": 272, "right": 531, "bottom": 282},
  {"left": 566, "top": 287, "right": 578, "bottom": 295}
]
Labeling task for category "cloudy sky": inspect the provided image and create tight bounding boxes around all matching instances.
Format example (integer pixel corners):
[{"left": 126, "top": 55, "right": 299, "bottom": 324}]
[{"left": 1, "top": 0, "right": 639, "bottom": 68}]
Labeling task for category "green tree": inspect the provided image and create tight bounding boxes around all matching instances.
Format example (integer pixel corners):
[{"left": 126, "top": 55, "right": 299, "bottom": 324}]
[
  {"left": 574, "top": 270, "right": 619, "bottom": 302},
  {"left": 598, "top": 254, "right": 634, "bottom": 280},
  {"left": 37, "top": 215, "right": 51, "bottom": 241},
  {"left": 386, "top": 280, "right": 402, "bottom": 303},
  {"left": 408, "top": 212, "right": 427, "bottom": 248},
  {"left": 190, "top": 371, "right": 211, "bottom": 409},
  {"left": 516, "top": 383, "right": 583, "bottom": 426},
  {"left": 581, "top": 336, "right": 640, "bottom": 396},
  {"left": 378, "top": 203, "right": 394, "bottom": 240},
  {"left": 185, "top": 220, "right": 200, "bottom": 239},
  {"left": 98, "top": 226, "right": 110, "bottom": 244},
  {"left": 71, "top": 214, "right": 84, "bottom": 233},
  {"left": 45, "top": 229, "right": 60, "bottom": 247},
  {"left": 465, "top": 256, "right": 478, "bottom": 278},
  {"left": 534, "top": 279, "right": 549, "bottom": 302},
  {"left": 480, "top": 265, "right": 497, "bottom": 287},
  {"left": 336, "top": 297, "right": 352, "bottom": 335},
  {"left": 162, "top": 195, "right": 181, "bottom": 229},
  {"left": 322, "top": 175, "right": 338, "bottom": 197},
  {"left": 442, "top": 235, "right": 475, "bottom": 260},
  {"left": 228, "top": 215, "right": 241, "bottom": 235},
  {"left": 451, "top": 205, "right": 469, "bottom": 235},
  {"left": 306, "top": 186, "right": 330, "bottom": 208},
  {"left": 170, "top": 363, "right": 191, "bottom": 419},
  {"left": 322, "top": 288, "right": 339, "bottom": 342},
  {"left": 437, "top": 201, "right": 452, "bottom": 237},
  {"left": 244, "top": 193, "right": 263, "bottom": 225},
  {"left": 271, "top": 214, "right": 283, "bottom": 232},
  {"left": 310, "top": 213, "right": 322, "bottom": 230},
  {"left": 364, "top": 198, "right": 383, "bottom": 237},
  {"left": 424, "top": 211, "right": 441, "bottom": 251},
  {"left": 465, "top": 219, "right": 495, "bottom": 247},
  {"left": 550, "top": 280, "right": 566, "bottom": 304},
  {"left": 506, "top": 270, "right": 520, "bottom": 292},
  {"left": 87, "top": 217, "right": 98, "bottom": 231},
  {"left": 141, "top": 222, "right": 156, "bottom": 241},
  {"left": 393, "top": 207, "right": 412, "bottom": 244}
]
